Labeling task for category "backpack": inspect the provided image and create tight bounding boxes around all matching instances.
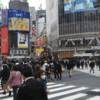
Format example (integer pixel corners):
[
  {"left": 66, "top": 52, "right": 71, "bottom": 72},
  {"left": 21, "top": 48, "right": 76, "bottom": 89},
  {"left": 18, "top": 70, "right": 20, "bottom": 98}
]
[
  {"left": 50, "top": 63, "right": 55, "bottom": 72},
  {"left": 45, "top": 65, "right": 49, "bottom": 72}
]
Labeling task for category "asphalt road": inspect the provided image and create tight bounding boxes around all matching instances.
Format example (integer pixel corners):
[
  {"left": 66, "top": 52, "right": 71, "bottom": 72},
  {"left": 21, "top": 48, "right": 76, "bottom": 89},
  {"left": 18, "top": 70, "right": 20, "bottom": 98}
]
[{"left": 0, "top": 69, "right": 100, "bottom": 100}]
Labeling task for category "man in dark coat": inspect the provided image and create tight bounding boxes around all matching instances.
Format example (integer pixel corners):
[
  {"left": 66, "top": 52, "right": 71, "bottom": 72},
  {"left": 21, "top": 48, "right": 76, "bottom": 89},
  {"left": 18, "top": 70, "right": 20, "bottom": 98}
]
[
  {"left": 16, "top": 67, "right": 47, "bottom": 100},
  {"left": 56, "top": 61, "right": 62, "bottom": 80},
  {"left": 67, "top": 60, "right": 73, "bottom": 78}
]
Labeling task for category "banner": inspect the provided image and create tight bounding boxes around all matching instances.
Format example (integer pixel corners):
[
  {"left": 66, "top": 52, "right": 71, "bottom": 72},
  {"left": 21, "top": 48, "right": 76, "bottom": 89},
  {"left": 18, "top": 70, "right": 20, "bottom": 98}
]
[
  {"left": 43, "top": 36, "right": 46, "bottom": 46},
  {"left": 1, "top": 9, "right": 8, "bottom": 26},
  {"left": 18, "top": 33, "right": 28, "bottom": 48},
  {"left": 64, "top": 0, "right": 97, "bottom": 14},
  {"left": 1, "top": 27, "right": 9, "bottom": 55}
]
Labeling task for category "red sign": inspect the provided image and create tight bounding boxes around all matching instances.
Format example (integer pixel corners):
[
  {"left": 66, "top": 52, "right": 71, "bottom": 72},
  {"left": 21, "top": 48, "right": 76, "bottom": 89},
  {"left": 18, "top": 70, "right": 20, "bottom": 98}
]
[
  {"left": 39, "top": 36, "right": 41, "bottom": 46},
  {"left": 1, "top": 27, "right": 9, "bottom": 55},
  {"left": 35, "top": 39, "right": 37, "bottom": 47},
  {"left": 32, "top": 30, "right": 36, "bottom": 34}
]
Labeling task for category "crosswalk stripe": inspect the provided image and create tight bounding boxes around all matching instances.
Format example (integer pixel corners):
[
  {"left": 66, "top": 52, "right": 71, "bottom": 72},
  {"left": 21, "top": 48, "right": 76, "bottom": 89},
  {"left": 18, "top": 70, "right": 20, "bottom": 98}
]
[
  {"left": 1, "top": 98, "right": 13, "bottom": 100},
  {"left": 47, "top": 82, "right": 55, "bottom": 85},
  {"left": 50, "top": 85, "right": 76, "bottom": 93},
  {"left": 86, "top": 96, "right": 100, "bottom": 100},
  {"left": 48, "top": 84, "right": 65, "bottom": 89},
  {"left": 48, "top": 87, "right": 88, "bottom": 99},
  {"left": 58, "top": 93, "right": 87, "bottom": 100},
  {"left": 0, "top": 93, "right": 9, "bottom": 98},
  {"left": 91, "top": 89, "right": 100, "bottom": 92}
]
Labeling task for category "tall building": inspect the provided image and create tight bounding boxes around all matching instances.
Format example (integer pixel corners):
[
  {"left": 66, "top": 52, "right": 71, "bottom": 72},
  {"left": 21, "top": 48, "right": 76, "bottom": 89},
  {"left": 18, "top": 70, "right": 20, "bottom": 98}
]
[
  {"left": 46, "top": 0, "right": 59, "bottom": 58},
  {"left": 46, "top": 0, "right": 100, "bottom": 58},
  {"left": 1, "top": 0, "right": 30, "bottom": 57}
]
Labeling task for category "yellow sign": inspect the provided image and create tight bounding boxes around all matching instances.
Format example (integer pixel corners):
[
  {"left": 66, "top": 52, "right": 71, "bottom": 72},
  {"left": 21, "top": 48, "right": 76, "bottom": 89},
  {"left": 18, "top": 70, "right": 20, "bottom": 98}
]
[
  {"left": 35, "top": 49, "right": 44, "bottom": 53},
  {"left": 9, "top": 18, "right": 29, "bottom": 31},
  {"left": 43, "top": 36, "right": 46, "bottom": 46}
]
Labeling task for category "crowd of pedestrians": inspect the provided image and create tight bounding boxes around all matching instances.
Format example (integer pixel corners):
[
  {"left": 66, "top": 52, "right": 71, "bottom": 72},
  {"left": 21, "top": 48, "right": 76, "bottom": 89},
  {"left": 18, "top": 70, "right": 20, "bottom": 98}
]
[
  {"left": 0, "top": 58, "right": 72, "bottom": 100},
  {"left": 0, "top": 58, "right": 99, "bottom": 100}
]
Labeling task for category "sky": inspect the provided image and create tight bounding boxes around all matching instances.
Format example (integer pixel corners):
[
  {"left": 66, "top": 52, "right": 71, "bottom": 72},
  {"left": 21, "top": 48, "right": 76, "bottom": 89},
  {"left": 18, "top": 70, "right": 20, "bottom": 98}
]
[{"left": 1, "top": 0, "right": 46, "bottom": 10}]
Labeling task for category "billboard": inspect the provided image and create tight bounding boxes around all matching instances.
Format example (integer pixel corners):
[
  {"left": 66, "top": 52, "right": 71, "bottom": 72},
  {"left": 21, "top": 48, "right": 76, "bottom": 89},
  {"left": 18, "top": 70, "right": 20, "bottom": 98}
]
[
  {"left": 29, "top": 7, "right": 36, "bottom": 21},
  {"left": 18, "top": 33, "right": 28, "bottom": 48},
  {"left": 64, "top": 0, "right": 97, "bottom": 14},
  {"left": 8, "top": 9, "right": 30, "bottom": 32},
  {"left": 8, "top": 18, "right": 29, "bottom": 31},
  {"left": 1, "top": 27, "right": 9, "bottom": 55},
  {"left": 1, "top": 9, "right": 8, "bottom": 26}
]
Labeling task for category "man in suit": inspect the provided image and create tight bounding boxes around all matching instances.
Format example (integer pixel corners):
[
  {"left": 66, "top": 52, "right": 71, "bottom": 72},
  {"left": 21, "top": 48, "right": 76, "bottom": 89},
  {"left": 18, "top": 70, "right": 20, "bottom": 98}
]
[{"left": 16, "top": 66, "right": 47, "bottom": 100}]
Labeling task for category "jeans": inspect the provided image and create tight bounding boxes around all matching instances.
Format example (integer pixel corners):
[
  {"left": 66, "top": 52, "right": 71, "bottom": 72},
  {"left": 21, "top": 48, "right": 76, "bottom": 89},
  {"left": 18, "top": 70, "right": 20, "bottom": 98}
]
[
  {"left": 46, "top": 72, "right": 49, "bottom": 80},
  {"left": 12, "top": 85, "right": 19, "bottom": 100},
  {"left": 90, "top": 67, "right": 94, "bottom": 73}
]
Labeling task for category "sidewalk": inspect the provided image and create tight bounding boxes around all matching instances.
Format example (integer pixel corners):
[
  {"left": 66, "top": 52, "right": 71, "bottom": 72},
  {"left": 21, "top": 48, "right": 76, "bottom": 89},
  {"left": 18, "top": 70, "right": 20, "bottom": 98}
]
[{"left": 74, "top": 66, "right": 100, "bottom": 77}]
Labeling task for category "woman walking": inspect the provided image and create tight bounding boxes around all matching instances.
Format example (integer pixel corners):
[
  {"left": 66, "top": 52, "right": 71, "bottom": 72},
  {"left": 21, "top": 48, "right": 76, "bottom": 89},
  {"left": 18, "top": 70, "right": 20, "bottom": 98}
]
[
  {"left": 0, "top": 65, "right": 11, "bottom": 96},
  {"left": 6, "top": 66, "right": 22, "bottom": 100}
]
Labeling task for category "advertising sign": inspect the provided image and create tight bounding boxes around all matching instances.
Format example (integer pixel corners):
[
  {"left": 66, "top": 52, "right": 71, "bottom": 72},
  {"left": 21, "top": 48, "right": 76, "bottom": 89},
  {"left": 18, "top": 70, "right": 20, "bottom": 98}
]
[
  {"left": 8, "top": 18, "right": 29, "bottom": 31},
  {"left": 35, "top": 39, "right": 37, "bottom": 47},
  {"left": 64, "top": 0, "right": 97, "bottom": 14},
  {"left": 1, "top": 9, "right": 8, "bottom": 26},
  {"left": 1, "top": 27, "right": 9, "bottom": 54},
  {"left": 35, "top": 48, "right": 44, "bottom": 53},
  {"left": 18, "top": 32, "right": 28, "bottom": 48},
  {"left": 29, "top": 7, "right": 36, "bottom": 21},
  {"left": 8, "top": 9, "right": 30, "bottom": 32},
  {"left": 43, "top": 36, "right": 46, "bottom": 47}
]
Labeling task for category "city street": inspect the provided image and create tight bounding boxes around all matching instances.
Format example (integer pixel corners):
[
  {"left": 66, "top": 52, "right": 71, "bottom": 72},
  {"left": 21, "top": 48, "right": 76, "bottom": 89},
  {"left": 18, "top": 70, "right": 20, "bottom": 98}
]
[{"left": 0, "top": 68, "right": 100, "bottom": 100}]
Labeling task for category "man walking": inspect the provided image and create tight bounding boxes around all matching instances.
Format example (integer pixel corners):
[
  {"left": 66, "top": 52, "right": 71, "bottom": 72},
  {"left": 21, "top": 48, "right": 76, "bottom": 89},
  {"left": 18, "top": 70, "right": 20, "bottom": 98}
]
[{"left": 16, "top": 67, "right": 47, "bottom": 100}]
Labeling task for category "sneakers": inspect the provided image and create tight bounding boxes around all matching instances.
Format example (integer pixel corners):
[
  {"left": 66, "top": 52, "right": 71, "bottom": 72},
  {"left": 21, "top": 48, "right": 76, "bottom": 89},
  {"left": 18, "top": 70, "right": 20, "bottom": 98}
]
[
  {"left": 9, "top": 91, "right": 11, "bottom": 96},
  {"left": 3, "top": 91, "right": 6, "bottom": 94}
]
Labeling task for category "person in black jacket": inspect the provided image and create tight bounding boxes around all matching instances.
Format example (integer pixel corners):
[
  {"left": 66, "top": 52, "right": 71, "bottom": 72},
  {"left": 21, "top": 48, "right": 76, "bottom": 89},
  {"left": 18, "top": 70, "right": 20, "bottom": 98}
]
[
  {"left": 0, "top": 65, "right": 11, "bottom": 96},
  {"left": 16, "top": 66, "right": 47, "bottom": 100},
  {"left": 98, "top": 59, "right": 100, "bottom": 71},
  {"left": 90, "top": 60, "right": 95, "bottom": 73},
  {"left": 67, "top": 60, "right": 73, "bottom": 78},
  {"left": 56, "top": 61, "right": 62, "bottom": 80}
]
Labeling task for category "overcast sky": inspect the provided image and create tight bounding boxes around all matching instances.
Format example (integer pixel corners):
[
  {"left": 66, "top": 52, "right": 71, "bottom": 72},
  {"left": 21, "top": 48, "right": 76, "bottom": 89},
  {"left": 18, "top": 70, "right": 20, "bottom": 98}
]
[{"left": 1, "top": 0, "right": 46, "bottom": 10}]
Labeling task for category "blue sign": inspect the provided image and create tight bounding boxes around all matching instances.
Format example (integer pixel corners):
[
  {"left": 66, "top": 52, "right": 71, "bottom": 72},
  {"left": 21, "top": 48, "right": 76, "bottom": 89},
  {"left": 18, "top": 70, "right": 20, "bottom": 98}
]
[
  {"left": 1, "top": 9, "right": 8, "bottom": 26},
  {"left": 64, "top": 0, "right": 97, "bottom": 14},
  {"left": 8, "top": 9, "right": 30, "bottom": 19}
]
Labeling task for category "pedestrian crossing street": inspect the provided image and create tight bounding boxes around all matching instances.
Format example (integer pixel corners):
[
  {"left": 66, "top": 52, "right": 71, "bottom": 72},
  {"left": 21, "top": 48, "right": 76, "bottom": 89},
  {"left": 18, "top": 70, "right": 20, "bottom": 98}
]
[{"left": 0, "top": 80, "right": 100, "bottom": 100}]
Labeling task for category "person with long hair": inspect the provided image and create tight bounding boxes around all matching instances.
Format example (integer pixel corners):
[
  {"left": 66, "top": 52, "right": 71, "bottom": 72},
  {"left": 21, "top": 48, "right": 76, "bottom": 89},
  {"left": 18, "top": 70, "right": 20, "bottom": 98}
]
[{"left": 0, "top": 65, "right": 11, "bottom": 96}]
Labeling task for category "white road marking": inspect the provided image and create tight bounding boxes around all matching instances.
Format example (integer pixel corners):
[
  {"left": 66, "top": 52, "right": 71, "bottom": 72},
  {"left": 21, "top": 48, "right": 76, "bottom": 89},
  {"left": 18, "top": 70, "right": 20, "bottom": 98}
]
[
  {"left": 50, "top": 85, "right": 76, "bottom": 92},
  {"left": 86, "top": 96, "right": 100, "bottom": 100},
  {"left": 48, "top": 84, "right": 65, "bottom": 89},
  {"left": 48, "top": 87, "right": 88, "bottom": 99},
  {"left": 59, "top": 93, "right": 87, "bottom": 100}
]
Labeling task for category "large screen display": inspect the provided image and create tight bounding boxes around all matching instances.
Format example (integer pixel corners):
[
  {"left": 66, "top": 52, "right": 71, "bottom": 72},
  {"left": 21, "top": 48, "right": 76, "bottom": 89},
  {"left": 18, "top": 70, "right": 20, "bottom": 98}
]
[
  {"left": 9, "top": 18, "right": 29, "bottom": 31},
  {"left": 8, "top": 9, "right": 30, "bottom": 32},
  {"left": 64, "top": 0, "right": 97, "bottom": 14},
  {"left": 18, "top": 32, "right": 28, "bottom": 48}
]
